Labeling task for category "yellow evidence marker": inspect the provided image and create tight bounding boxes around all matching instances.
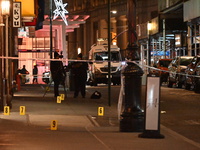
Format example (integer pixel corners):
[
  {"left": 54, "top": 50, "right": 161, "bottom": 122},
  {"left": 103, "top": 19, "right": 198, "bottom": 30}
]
[
  {"left": 60, "top": 94, "right": 65, "bottom": 100},
  {"left": 57, "top": 96, "right": 61, "bottom": 103},
  {"left": 20, "top": 106, "right": 26, "bottom": 115},
  {"left": 51, "top": 120, "right": 58, "bottom": 130},
  {"left": 98, "top": 107, "right": 104, "bottom": 116},
  {"left": 46, "top": 86, "right": 50, "bottom": 91},
  {"left": 4, "top": 106, "right": 10, "bottom": 115}
]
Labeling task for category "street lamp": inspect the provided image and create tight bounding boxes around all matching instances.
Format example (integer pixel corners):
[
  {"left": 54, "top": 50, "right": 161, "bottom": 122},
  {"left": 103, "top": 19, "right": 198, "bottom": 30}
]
[
  {"left": 107, "top": 4, "right": 117, "bottom": 107},
  {"left": 50, "top": 0, "right": 53, "bottom": 59},
  {"left": 119, "top": 0, "right": 144, "bottom": 132},
  {"left": 1, "top": 0, "right": 10, "bottom": 15},
  {"left": 1, "top": 0, "right": 10, "bottom": 109},
  {"left": 147, "top": 21, "right": 152, "bottom": 69}
]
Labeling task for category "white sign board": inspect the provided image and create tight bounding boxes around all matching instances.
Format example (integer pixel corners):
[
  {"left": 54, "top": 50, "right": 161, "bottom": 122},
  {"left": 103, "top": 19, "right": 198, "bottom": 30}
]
[
  {"left": 13, "top": 2, "right": 21, "bottom": 27},
  {"left": 145, "top": 77, "right": 160, "bottom": 130}
]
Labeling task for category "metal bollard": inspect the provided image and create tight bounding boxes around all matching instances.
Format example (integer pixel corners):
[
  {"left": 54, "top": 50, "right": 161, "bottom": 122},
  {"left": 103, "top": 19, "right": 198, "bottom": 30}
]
[{"left": 120, "top": 62, "right": 144, "bottom": 132}]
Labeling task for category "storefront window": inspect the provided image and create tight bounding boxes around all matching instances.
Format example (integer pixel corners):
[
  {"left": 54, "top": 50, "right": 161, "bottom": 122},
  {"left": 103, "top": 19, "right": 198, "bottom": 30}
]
[{"left": 191, "top": 24, "right": 200, "bottom": 56}]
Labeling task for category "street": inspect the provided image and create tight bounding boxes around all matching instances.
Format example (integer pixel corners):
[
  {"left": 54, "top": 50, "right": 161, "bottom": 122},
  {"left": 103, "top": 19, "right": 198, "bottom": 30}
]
[
  {"left": 160, "top": 85, "right": 200, "bottom": 144},
  {"left": 0, "top": 83, "right": 199, "bottom": 149},
  {"left": 92, "top": 83, "right": 200, "bottom": 144}
]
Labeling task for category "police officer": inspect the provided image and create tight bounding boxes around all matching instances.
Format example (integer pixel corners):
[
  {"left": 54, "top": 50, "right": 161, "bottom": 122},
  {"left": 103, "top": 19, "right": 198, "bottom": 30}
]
[
  {"left": 50, "top": 52, "right": 65, "bottom": 97},
  {"left": 71, "top": 53, "right": 88, "bottom": 98}
]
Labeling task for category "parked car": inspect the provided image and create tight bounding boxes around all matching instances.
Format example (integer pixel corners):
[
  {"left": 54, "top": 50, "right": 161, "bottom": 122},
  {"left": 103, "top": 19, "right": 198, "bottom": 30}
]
[
  {"left": 42, "top": 71, "right": 51, "bottom": 84},
  {"left": 167, "top": 56, "right": 193, "bottom": 88},
  {"left": 185, "top": 56, "right": 200, "bottom": 93},
  {"left": 152, "top": 59, "right": 172, "bottom": 85},
  {"left": 194, "top": 61, "right": 200, "bottom": 93}
]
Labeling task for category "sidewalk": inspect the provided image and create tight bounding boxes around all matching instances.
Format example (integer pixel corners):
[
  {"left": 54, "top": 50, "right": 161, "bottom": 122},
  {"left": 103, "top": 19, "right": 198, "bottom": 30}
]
[{"left": 0, "top": 84, "right": 199, "bottom": 150}]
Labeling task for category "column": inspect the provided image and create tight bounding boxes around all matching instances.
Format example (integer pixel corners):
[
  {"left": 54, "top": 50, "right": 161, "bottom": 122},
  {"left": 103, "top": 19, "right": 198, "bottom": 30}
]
[
  {"left": 99, "top": 19, "right": 107, "bottom": 39},
  {"left": 116, "top": 15, "right": 127, "bottom": 50}
]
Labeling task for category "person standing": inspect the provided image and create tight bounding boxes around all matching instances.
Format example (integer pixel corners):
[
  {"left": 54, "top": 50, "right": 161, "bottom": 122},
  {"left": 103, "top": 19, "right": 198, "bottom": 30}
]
[
  {"left": 50, "top": 52, "right": 66, "bottom": 97},
  {"left": 71, "top": 53, "right": 88, "bottom": 98},
  {"left": 21, "top": 65, "right": 29, "bottom": 84},
  {"left": 32, "top": 65, "right": 38, "bottom": 84}
]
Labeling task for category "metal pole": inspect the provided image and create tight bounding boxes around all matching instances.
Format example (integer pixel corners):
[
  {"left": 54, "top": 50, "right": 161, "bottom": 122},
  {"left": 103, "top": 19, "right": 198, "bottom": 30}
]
[
  {"left": 148, "top": 34, "right": 151, "bottom": 70},
  {"left": 0, "top": 14, "right": 5, "bottom": 111},
  {"left": 50, "top": 0, "right": 53, "bottom": 59},
  {"left": 5, "top": 15, "right": 9, "bottom": 106},
  {"left": 163, "top": 19, "right": 166, "bottom": 58},
  {"left": 120, "top": 0, "right": 144, "bottom": 132},
  {"left": 108, "top": 0, "right": 111, "bottom": 106}
]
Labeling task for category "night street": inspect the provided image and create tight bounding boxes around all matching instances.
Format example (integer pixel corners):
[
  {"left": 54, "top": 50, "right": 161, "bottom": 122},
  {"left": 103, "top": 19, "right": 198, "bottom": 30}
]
[
  {"left": 0, "top": 0, "right": 200, "bottom": 149},
  {"left": 88, "top": 84, "right": 200, "bottom": 144},
  {"left": 0, "top": 83, "right": 199, "bottom": 149}
]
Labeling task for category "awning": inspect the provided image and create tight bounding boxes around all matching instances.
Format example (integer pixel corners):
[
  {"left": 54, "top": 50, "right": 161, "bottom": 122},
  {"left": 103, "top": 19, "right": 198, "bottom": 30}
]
[{"left": 42, "top": 14, "right": 90, "bottom": 33}]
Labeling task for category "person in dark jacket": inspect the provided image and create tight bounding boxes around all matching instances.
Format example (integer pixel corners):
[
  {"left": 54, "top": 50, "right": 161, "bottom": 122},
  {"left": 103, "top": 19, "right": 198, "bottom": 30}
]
[
  {"left": 32, "top": 65, "right": 38, "bottom": 84},
  {"left": 21, "top": 65, "right": 29, "bottom": 84},
  {"left": 71, "top": 53, "right": 88, "bottom": 98},
  {"left": 50, "top": 52, "right": 66, "bottom": 97}
]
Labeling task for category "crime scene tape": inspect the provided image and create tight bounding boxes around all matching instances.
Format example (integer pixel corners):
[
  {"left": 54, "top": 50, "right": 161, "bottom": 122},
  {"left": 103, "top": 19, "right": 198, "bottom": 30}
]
[
  {"left": 1, "top": 56, "right": 200, "bottom": 79},
  {"left": 126, "top": 60, "right": 200, "bottom": 79}
]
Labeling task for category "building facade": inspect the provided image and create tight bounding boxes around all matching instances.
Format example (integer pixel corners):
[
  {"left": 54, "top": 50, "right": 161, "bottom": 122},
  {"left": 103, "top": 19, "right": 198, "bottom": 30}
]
[
  {"left": 66, "top": 0, "right": 128, "bottom": 59},
  {"left": 67, "top": 0, "right": 200, "bottom": 64},
  {"left": 184, "top": 0, "right": 200, "bottom": 56}
]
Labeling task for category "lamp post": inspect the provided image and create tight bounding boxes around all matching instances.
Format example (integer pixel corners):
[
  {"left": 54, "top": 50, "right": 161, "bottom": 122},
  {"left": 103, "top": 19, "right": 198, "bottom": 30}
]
[
  {"left": 119, "top": 0, "right": 144, "bottom": 132},
  {"left": 108, "top": 0, "right": 111, "bottom": 106},
  {"left": 1, "top": 0, "right": 10, "bottom": 109},
  {"left": 50, "top": 0, "right": 53, "bottom": 59},
  {"left": 147, "top": 21, "right": 152, "bottom": 69}
]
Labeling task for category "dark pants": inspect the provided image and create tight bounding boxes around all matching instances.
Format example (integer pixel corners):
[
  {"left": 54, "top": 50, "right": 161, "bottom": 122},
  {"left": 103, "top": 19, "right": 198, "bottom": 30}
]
[
  {"left": 53, "top": 79, "right": 60, "bottom": 97},
  {"left": 33, "top": 75, "right": 38, "bottom": 83},
  {"left": 74, "top": 76, "right": 86, "bottom": 97}
]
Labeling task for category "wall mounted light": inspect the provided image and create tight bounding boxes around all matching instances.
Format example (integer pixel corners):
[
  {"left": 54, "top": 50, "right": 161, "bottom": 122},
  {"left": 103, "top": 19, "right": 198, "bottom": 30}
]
[
  {"left": 77, "top": 47, "right": 81, "bottom": 54},
  {"left": 111, "top": 10, "right": 117, "bottom": 14},
  {"left": 147, "top": 22, "right": 152, "bottom": 34}
]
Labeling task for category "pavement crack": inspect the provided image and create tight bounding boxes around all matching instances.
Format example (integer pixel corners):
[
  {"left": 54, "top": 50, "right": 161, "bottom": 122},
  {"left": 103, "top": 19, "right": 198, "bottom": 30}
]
[{"left": 85, "top": 126, "right": 111, "bottom": 150}]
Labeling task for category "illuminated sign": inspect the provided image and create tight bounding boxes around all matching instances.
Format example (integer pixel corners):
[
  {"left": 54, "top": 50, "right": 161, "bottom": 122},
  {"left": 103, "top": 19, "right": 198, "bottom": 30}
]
[
  {"left": 53, "top": 0, "right": 68, "bottom": 26},
  {"left": 13, "top": 2, "right": 21, "bottom": 27},
  {"left": 16, "top": 0, "right": 35, "bottom": 17}
]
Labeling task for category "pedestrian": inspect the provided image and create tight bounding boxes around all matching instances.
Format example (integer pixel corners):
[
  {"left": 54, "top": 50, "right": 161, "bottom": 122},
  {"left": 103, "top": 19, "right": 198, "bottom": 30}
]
[
  {"left": 71, "top": 53, "right": 88, "bottom": 98},
  {"left": 50, "top": 52, "right": 66, "bottom": 97},
  {"left": 32, "top": 65, "right": 38, "bottom": 84},
  {"left": 21, "top": 65, "right": 29, "bottom": 84}
]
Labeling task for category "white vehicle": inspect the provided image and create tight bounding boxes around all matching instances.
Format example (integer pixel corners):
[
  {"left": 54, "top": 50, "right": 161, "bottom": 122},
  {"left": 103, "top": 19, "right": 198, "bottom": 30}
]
[{"left": 88, "top": 42, "right": 122, "bottom": 86}]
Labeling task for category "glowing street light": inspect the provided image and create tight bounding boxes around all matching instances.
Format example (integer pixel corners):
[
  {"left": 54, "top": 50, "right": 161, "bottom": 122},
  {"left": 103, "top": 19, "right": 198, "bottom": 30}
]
[
  {"left": 147, "top": 21, "right": 152, "bottom": 68},
  {"left": 1, "top": 0, "right": 10, "bottom": 16}
]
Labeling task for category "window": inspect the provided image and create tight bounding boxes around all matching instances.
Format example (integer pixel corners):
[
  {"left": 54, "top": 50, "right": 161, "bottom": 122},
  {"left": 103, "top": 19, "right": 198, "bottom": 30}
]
[{"left": 94, "top": 51, "right": 120, "bottom": 61}]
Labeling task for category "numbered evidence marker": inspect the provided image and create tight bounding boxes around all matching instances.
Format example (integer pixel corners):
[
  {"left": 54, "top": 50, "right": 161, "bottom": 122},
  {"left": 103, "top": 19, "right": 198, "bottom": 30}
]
[
  {"left": 51, "top": 120, "right": 58, "bottom": 130},
  {"left": 20, "top": 106, "right": 26, "bottom": 115},
  {"left": 60, "top": 94, "right": 65, "bottom": 100},
  {"left": 4, "top": 106, "right": 10, "bottom": 115},
  {"left": 98, "top": 107, "right": 104, "bottom": 116},
  {"left": 46, "top": 86, "right": 50, "bottom": 91},
  {"left": 57, "top": 96, "right": 61, "bottom": 103}
]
